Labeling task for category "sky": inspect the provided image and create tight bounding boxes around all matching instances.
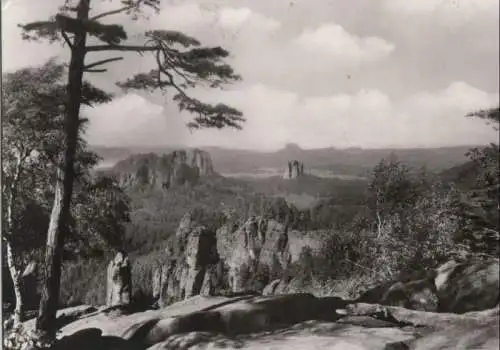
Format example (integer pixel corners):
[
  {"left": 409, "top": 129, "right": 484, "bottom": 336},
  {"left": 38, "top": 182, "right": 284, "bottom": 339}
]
[{"left": 2, "top": 0, "right": 499, "bottom": 150}]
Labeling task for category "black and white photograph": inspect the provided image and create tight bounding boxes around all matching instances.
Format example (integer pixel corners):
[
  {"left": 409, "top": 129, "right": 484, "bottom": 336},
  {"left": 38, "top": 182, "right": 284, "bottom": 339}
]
[{"left": 1, "top": 0, "right": 499, "bottom": 349}]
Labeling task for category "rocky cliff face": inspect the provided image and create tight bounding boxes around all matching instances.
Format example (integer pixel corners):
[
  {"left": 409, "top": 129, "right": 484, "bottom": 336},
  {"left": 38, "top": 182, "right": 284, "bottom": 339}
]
[
  {"left": 152, "top": 212, "right": 323, "bottom": 307},
  {"left": 112, "top": 149, "right": 215, "bottom": 189},
  {"left": 149, "top": 208, "right": 500, "bottom": 315}
]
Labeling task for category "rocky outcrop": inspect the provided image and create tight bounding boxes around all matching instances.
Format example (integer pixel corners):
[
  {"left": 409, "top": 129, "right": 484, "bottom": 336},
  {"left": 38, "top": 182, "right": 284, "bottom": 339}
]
[
  {"left": 433, "top": 257, "right": 499, "bottom": 313},
  {"left": 354, "top": 257, "right": 499, "bottom": 314},
  {"left": 15, "top": 294, "right": 500, "bottom": 350},
  {"left": 106, "top": 252, "right": 132, "bottom": 307},
  {"left": 283, "top": 160, "right": 304, "bottom": 179},
  {"left": 152, "top": 213, "right": 323, "bottom": 306},
  {"left": 152, "top": 212, "right": 221, "bottom": 307},
  {"left": 113, "top": 149, "right": 214, "bottom": 189},
  {"left": 355, "top": 276, "right": 439, "bottom": 312}
]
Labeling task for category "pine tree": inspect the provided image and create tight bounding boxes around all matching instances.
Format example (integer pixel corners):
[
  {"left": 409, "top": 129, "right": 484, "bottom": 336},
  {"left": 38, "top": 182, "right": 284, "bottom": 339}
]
[{"left": 19, "top": 0, "right": 244, "bottom": 342}]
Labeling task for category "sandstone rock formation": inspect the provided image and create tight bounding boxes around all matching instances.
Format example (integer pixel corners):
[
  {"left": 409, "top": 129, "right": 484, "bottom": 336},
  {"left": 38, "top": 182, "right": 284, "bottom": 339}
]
[
  {"left": 283, "top": 160, "right": 304, "bottom": 179},
  {"left": 152, "top": 213, "right": 323, "bottom": 306},
  {"left": 152, "top": 212, "right": 221, "bottom": 307},
  {"left": 355, "top": 257, "right": 499, "bottom": 314},
  {"left": 16, "top": 294, "right": 500, "bottom": 350},
  {"left": 356, "top": 278, "right": 439, "bottom": 312},
  {"left": 113, "top": 149, "right": 214, "bottom": 189},
  {"left": 433, "top": 257, "right": 499, "bottom": 313},
  {"left": 106, "top": 252, "right": 132, "bottom": 307}
]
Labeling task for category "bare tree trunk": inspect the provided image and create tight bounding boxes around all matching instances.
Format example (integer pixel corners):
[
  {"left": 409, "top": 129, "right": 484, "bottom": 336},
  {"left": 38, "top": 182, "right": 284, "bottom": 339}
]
[
  {"left": 6, "top": 241, "right": 24, "bottom": 327},
  {"left": 4, "top": 150, "right": 27, "bottom": 327},
  {"left": 35, "top": 0, "right": 90, "bottom": 340},
  {"left": 376, "top": 211, "right": 383, "bottom": 238}
]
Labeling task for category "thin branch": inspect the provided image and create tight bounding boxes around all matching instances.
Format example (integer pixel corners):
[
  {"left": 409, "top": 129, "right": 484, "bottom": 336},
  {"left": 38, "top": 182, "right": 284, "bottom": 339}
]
[
  {"left": 159, "top": 44, "right": 196, "bottom": 86},
  {"left": 155, "top": 49, "right": 189, "bottom": 99},
  {"left": 90, "top": 1, "right": 143, "bottom": 21},
  {"left": 84, "top": 68, "right": 108, "bottom": 73},
  {"left": 61, "top": 30, "right": 73, "bottom": 49},
  {"left": 85, "top": 44, "right": 159, "bottom": 52},
  {"left": 83, "top": 57, "right": 124, "bottom": 70}
]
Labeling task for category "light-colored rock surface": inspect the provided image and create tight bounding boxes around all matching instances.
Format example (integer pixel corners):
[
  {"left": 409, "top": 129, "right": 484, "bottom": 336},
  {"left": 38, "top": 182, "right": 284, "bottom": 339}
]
[
  {"left": 433, "top": 257, "right": 499, "bottom": 313},
  {"left": 356, "top": 277, "right": 439, "bottom": 311},
  {"left": 154, "top": 215, "right": 324, "bottom": 305},
  {"left": 262, "top": 279, "right": 280, "bottom": 296},
  {"left": 106, "top": 252, "right": 132, "bottom": 307},
  {"left": 354, "top": 257, "right": 499, "bottom": 315},
  {"left": 18, "top": 294, "right": 499, "bottom": 350},
  {"left": 216, "top": 216, "right": 323, "bottom": 293}
]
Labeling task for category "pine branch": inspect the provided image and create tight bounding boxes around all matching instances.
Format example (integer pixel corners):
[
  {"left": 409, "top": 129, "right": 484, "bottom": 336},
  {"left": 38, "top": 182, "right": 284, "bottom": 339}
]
[
  {"left": 61, "top": 31, "right": 73, "bottom": 49},
  {"left": 83, "top": 57, "right": 124, "bottom": 71},
  {"left": 90, "top": 1, "right": 143, "bottom": 21},
  {"left": 84, "top": 68, "right": 108, "bottom": 73},
  {"left": 155, "top": 48, "right": 190, "bottom": 100},
  {"left": 86, "top": 44, "right": 158, "bottom": 52}
]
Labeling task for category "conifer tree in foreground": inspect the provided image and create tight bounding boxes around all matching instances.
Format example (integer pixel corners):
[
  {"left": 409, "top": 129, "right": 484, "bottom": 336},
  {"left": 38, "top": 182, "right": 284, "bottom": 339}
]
[{"left": 19, "top": 0, "right": 244, "bottom": 341}]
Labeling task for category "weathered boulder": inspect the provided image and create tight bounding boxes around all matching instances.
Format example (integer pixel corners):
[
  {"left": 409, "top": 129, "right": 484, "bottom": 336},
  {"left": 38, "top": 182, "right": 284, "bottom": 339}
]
[
  {"left": 16, "top": 294, "right": 500, "bottom": 350},
  {"left": 433, "top": 257, "right": 499, "bottom": 313},
  {"left": 356, "top": 278, "right": 439, "bottom": 312},
  {"left": 106, "top": 252, "right": 132, "bottom": 307},
  {"left": 354, "top": 257, "right": 499, "bottom": 314},
  {"left": 113, "top": 149, "right": 214, "bottom": 189},
  {"left": 406, "top": 321, "right": 499, "bottom": 350},
  {"left": 347, "top": 303, "right": 500, "bottom": 350}
]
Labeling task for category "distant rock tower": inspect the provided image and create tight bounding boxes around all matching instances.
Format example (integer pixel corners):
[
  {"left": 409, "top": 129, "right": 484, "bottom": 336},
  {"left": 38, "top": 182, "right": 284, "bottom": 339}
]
[
  {"left": 283, "top": 160, "right": 304, "bottom": 179},
  {"left": 106, "top": 252, "right": 132, "bottom": 307}
]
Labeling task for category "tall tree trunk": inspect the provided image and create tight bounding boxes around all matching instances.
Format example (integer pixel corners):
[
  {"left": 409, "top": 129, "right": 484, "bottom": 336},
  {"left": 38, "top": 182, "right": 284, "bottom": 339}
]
[
  {"left": 6, "top": 241, "right": 24, "bottom": 327},
  {"left": 376, "top": 211, "right": 383, "bottom": 238},
  {"left": 35, "top": 0, "right": 90, "bottom": 340},
  {"left": 5, "top": 150, "right": 27, "bottom": 327}
]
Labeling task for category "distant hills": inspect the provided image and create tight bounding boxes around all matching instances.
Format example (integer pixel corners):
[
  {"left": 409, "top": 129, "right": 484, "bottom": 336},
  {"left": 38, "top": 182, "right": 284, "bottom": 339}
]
[{"left": 90, "top": 143, "right": 477, "bottom": 178}]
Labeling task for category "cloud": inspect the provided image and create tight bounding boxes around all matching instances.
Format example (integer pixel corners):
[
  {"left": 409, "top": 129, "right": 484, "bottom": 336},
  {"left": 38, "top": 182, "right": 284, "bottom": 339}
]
[
  {"left": 382, "top": 0, "right": 499, "bottom": 27},
  {"left": 83, "top": 80, "right": 498, "bottom": 150},
  {"left": 145, "top": 3, "right": 281, "bottom": 40},
  {"left": 83, "top": 93, "right": 189, "bottom": 147},
  {"left": 143, "top": 3, "right": 394, "bottom": 92},
  {"left": 398, "top": 82, "right": 499, "bottom": 145},
  {"left": 3, "top": 0, "right": 497, "bottom": 151},
  {"left": 295, "top": 23, "right": 395, "bottom": 63},
  {"left": 407, "top": 81, "right": 498, "bottom": 112},
  {"left": 217, "top": 7, "right": 281, "bottom": 31},
  {"left": 182, "top": 82, "right": 498, "bottom": 150}
]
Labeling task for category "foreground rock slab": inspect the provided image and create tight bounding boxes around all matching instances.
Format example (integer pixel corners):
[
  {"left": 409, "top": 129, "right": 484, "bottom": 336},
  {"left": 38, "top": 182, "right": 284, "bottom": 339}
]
[{"left": 18, "top": 294, "right": 500, "bottom": 350}]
